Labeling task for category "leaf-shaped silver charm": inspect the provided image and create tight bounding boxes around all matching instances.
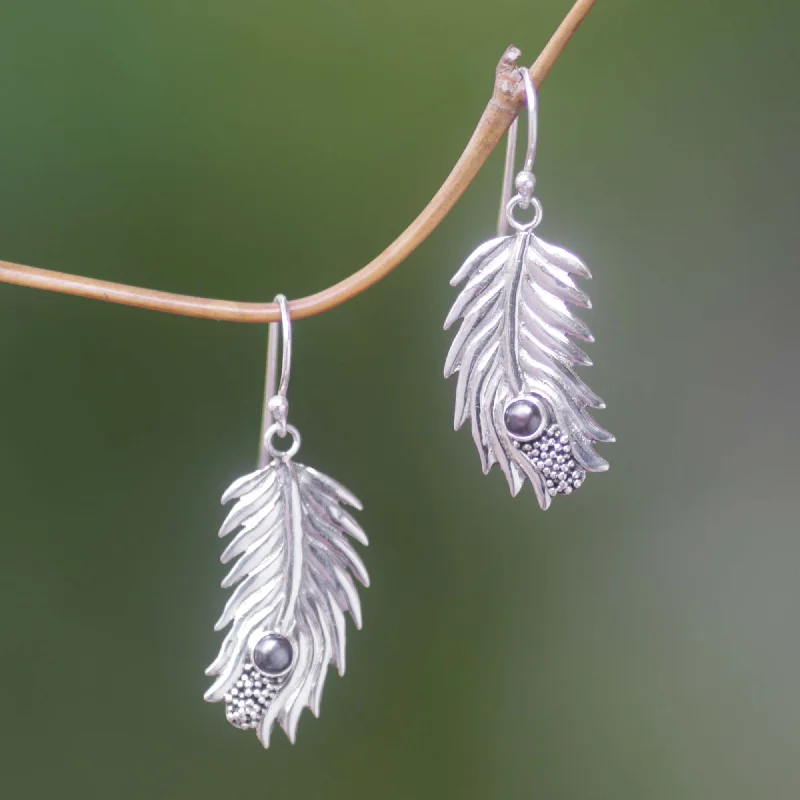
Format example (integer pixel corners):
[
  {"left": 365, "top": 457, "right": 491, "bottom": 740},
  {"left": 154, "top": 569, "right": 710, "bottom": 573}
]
[
  {"left": 444, "top": 231, "right": 613, "bottom": 508},
  {"left": 205, "top": 459, "right": 368, "bottom": 747}
]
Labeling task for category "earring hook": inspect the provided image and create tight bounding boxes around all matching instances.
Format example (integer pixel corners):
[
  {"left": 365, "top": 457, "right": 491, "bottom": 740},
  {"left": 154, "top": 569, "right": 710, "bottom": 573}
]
[
  {"left": 259, "top": 294, "right": 301, "bottom": 466},
  {"left": 497, "top": 114, "right": 518, "bottom": 236},
  {"left": 498, "top": 68, "right": 542, "bottom": 235},
  {"left": 272, "top": 294, "right": 293, "bottom": 400},
  {"left": 519, "top": 67, "right": 538, "bottom": 175}
]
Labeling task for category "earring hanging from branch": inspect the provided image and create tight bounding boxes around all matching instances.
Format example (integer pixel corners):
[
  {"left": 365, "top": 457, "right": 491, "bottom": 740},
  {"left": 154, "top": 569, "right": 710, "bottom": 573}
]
[
  {"left": 206, "top": 296, "right": 370, "bottom": 747},
  {"left": 443, "top": 58, "right": 614, "bottom": 509}
]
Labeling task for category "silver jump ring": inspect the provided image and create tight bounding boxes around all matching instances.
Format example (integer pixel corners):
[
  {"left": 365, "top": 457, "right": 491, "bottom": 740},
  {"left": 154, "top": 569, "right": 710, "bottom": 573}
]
[
  {"left": 506, "top": 195, "right": 543, "bottom": 232},
  {"left": 264, "top": 423, "right": 302, "bottom": 461}
]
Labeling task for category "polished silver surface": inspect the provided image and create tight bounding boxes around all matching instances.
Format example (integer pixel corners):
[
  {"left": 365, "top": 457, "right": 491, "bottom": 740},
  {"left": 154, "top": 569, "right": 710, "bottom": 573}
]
[
  {"left": 497, "top": 117, "right": 517, "bottom": 237},
  {"left": 443, "top": 67, "right": 613, "bottom": 509},
  {"left": 518, "top": 68, "right": 538, "bottom": 177},
  {"left": 207, "top": 294, "right": 369, "bottom": 747},
  {"left": 259, "top": 295, "right": 292, "bottom": 468},
  {"left": 205, "top": 458, "right": 369, "bottom": 745}
]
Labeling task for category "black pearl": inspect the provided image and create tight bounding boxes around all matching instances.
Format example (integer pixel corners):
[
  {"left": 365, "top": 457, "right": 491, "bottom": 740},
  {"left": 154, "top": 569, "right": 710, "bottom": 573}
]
[
  {"left": 504, "top": 396, "right": 547, "bottom": 441},
  {"left": 253, "top": 634, "right": 294, "bottom": 676}
]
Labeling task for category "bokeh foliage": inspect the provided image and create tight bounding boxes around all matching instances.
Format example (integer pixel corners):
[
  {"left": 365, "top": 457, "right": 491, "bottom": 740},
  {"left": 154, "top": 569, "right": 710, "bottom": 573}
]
[{"left": 0, "top": 1, "right": 798, "bottom": 797}]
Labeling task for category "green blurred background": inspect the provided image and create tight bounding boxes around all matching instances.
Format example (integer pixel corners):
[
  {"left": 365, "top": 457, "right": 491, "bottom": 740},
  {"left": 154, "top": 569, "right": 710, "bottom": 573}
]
[{"left": 0, "top": 0, "right": 798, "bottom": 797}]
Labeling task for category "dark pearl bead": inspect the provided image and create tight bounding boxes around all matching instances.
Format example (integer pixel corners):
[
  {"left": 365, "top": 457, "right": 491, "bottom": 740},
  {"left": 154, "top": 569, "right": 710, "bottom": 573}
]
[
  {"left": 504, "top": 397, "right": 546, "bottom": 440},
  {"left": 253, "top": 634, "right": 294, "bottom": 676}
]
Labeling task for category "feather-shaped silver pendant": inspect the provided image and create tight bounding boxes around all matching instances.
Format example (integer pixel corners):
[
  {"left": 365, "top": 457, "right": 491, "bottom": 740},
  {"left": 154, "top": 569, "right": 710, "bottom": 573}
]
[
  {"left": 444, "top": 230, "right": 613, "bottom": 508},
  {"left": 205, "top": 295, "right": 369, "bottom": 747},
  {"left": 205, "top": 458, "right": 369, "bottom": 746}
]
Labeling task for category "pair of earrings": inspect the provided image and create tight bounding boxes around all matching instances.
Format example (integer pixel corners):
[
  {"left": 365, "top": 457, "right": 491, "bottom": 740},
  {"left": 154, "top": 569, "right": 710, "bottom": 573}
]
[{"left": 204, "top": 68, "right": 612, "bottom": 747}]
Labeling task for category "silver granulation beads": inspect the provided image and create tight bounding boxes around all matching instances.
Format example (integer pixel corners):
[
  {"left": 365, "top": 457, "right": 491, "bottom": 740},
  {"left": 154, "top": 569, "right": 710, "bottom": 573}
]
[
  {"left": 224, "top": 662, "right": 287, "bottom": 730},
  {"left": 519, "top": 423, "right": 586, "bottom": 497}
]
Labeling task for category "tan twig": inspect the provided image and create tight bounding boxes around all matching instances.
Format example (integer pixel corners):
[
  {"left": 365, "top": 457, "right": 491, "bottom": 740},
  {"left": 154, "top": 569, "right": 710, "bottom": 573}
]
[{"left": 0, "top": 0, "right": 596, "bottom": 323}]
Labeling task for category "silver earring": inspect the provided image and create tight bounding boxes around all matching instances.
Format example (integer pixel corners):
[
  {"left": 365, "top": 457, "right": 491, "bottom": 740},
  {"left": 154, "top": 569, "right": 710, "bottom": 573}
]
[
  {"left": 204, "top": 296, "right": 369, "bottom": 747},
  {"left": 444, "top": 69, "right": 614, "bottom": 508}
]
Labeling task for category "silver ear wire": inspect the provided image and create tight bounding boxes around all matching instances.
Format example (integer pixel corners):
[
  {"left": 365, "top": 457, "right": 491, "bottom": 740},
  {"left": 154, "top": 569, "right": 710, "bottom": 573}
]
[
  {"left": 259, "top": 294, "right": 300, "bottom": 466},
  {"left": 497, "top": 116, "right": 518, "bottom": 236},
  {"left": 272, "top": 294, "right": 293, "bottom": 401},
  {"left": 519, "top": 67, "right": 539, "bottom": 176},
  {"left": 500, "top": 69, "right": 543, "bottom": 234}
]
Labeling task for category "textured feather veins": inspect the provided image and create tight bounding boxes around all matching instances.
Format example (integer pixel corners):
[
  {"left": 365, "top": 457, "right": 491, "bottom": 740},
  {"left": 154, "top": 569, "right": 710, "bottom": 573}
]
[
  {"left": 205, "top": 459, "right": 368, "bottom": 746},
  {"left": 443, "top": 231, "right": 613, "bottom": 508}
]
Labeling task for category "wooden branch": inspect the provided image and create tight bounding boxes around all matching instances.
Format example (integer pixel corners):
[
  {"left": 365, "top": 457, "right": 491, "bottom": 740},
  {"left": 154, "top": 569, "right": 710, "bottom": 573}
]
[{"left": 0, "top": 0, "right": 596, "bottom": 323}]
